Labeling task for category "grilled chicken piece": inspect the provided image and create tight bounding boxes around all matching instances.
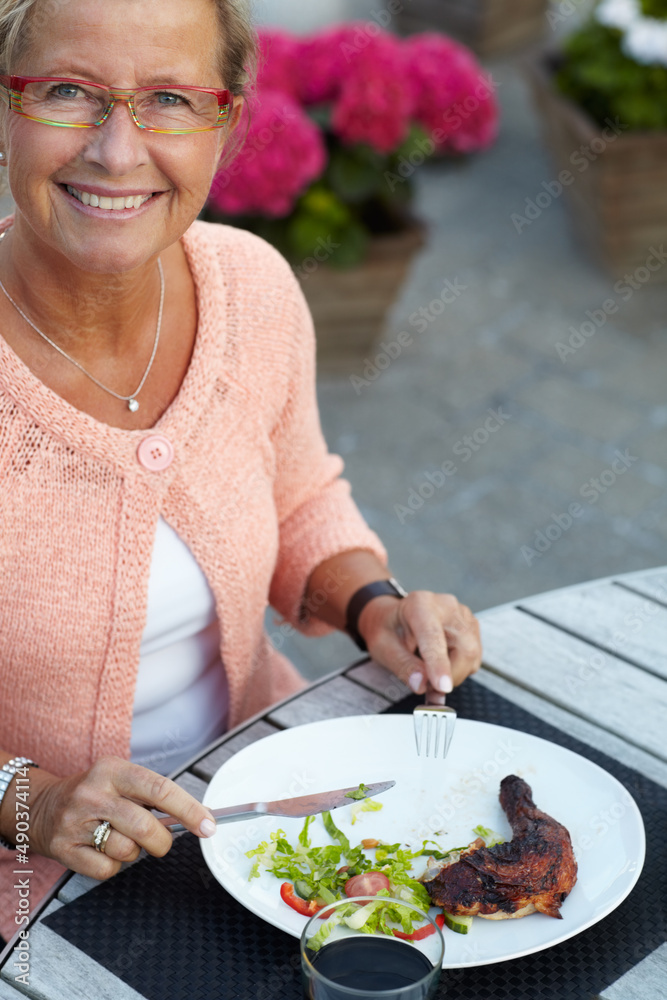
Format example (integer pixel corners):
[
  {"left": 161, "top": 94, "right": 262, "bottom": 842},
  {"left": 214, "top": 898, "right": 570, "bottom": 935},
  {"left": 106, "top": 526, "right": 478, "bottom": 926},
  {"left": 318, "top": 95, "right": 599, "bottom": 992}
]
[{"left": 423, "top": 775, "right": 577, "bottom": 920}]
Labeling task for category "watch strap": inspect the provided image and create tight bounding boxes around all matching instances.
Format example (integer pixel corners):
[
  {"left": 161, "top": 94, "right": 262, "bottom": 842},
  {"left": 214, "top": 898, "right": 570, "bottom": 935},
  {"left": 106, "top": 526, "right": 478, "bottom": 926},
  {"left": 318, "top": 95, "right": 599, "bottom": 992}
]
[
  {"left": 345, "top": 577, "right": 408, "bottom": 651},
  {"left": 0, "top": 757, "right": 39, "bottom": 850}
]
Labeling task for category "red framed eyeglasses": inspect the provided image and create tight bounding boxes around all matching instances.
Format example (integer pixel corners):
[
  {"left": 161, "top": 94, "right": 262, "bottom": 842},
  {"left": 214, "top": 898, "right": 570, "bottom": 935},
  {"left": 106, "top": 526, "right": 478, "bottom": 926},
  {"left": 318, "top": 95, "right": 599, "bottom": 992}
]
[{"left": 0, "top": 76, "right": 233, "bottom": 134}]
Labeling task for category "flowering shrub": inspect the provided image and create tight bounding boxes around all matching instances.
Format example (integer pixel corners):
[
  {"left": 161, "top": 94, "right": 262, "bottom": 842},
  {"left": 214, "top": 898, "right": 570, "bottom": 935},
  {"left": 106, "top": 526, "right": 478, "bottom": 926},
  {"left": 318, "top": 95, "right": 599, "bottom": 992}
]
[
  {"left": 209, "top": 90, "right": 326, "bottom": 218},
  {"left": 405, "top": 35, "right": 499, "bottom": 153},
  {"left": 206, "top": 22, "right": 499, "bottom": 267},
  {"left": 556, "top": 0, "right": 667, "bottom": 130}
]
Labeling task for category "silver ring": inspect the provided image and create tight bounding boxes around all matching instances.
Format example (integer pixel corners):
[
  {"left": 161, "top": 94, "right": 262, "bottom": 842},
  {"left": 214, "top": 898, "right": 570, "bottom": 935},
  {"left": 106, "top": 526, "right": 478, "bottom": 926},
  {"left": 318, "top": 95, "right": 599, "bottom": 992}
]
[{"left": 92, "top": 820, "right": 113, "bottom": 853}]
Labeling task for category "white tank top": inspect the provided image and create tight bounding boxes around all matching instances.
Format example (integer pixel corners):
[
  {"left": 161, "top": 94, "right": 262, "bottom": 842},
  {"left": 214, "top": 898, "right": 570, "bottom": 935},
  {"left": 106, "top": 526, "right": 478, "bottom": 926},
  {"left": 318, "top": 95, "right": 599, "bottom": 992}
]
[{"left": 129, "top": 517, "right": 229, "bottom": 776}]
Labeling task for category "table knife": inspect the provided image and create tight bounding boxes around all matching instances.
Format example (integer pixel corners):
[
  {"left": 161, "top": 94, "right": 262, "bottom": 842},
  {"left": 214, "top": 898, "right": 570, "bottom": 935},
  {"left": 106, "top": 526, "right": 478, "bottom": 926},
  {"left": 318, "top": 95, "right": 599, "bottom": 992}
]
[{"left": 158, "top": 779, "right": 396, "bottom": 833}]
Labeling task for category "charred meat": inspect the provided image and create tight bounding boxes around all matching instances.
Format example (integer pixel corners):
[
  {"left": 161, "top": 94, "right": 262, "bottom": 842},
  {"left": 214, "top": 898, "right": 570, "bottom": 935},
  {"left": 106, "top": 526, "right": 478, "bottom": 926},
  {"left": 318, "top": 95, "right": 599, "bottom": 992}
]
[{"left": 423, "top": 775, "right": 577, "bottom": 920}]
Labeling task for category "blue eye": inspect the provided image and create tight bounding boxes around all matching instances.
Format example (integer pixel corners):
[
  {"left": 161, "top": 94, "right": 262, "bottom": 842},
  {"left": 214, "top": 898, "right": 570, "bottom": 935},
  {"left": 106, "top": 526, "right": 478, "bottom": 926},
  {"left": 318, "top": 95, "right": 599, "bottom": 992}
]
[{"left": 53, "top": 84, "right": 80, "bottom": 99}]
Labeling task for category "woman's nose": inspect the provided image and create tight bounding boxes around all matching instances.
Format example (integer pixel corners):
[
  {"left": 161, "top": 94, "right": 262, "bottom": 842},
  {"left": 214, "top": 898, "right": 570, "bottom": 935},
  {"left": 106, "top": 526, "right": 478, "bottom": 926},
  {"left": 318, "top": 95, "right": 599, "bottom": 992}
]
[{"left": 80, "top": 98, "right": 151, "bottom": 175}]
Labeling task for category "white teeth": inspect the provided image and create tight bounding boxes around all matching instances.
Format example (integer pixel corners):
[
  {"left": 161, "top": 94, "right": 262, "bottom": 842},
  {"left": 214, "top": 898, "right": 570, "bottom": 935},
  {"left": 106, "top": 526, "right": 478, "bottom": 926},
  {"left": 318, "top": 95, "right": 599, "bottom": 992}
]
[{"left": 67, "top": 186, "right": 152, "bottom": 210}]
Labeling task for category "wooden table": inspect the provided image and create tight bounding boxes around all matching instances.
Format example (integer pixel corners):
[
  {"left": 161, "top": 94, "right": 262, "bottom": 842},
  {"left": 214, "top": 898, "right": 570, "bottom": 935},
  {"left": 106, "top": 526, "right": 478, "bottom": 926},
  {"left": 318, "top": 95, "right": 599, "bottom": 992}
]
[{"left": 2, "top": 566, "right": 666, "bottom": 999}]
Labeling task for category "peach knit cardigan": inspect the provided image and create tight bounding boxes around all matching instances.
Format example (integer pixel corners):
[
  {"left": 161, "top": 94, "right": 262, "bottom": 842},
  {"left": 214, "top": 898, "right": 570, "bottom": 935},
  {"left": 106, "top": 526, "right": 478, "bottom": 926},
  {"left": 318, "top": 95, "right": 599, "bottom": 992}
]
[{"left": 0, "top": 219, "right": 386, "bottom": 939}]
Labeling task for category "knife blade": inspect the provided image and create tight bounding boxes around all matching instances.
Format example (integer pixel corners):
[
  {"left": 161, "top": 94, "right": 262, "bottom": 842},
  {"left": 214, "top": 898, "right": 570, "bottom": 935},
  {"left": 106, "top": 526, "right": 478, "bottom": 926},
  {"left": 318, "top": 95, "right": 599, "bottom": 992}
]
[{"left": 158, "top": 779, "right": 396, "bottom": 833}]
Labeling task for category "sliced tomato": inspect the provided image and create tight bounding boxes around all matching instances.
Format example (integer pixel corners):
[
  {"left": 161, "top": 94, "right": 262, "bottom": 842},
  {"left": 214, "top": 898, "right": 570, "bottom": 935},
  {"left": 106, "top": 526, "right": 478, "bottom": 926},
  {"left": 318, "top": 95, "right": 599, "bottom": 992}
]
[
  {"left": 392, "top": 923, "right": 436, "bottom": 941},
  {"left": 280, "top": 882, "right": 322, "bottom": 917},
  {"left": 343, "top": 871, "right": 391, "bottom": 898},
  {"left": 435, "top": 913, "right": 445, "bottom": 930}
]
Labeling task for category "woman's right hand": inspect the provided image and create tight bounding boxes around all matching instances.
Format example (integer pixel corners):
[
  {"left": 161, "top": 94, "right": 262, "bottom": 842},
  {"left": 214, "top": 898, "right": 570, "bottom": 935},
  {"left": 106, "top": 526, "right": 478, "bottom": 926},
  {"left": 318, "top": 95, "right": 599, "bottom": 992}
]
[{"left": 27, "top": 756, "right": 217, "bottom": 879}]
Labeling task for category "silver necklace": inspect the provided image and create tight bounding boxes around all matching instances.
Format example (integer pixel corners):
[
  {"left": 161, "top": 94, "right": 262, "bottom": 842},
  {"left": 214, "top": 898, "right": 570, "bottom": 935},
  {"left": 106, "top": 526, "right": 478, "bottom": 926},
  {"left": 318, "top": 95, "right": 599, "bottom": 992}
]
[{"left": 0, "top": 233, "right": 165, "bottom": 413}]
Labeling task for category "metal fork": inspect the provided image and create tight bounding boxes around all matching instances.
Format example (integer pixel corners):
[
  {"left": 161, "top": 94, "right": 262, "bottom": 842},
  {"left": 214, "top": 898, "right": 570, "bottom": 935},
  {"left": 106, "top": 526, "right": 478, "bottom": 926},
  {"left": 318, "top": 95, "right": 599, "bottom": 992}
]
[{"left": 413, "top": 701, "right": 457, "bottom": 759}]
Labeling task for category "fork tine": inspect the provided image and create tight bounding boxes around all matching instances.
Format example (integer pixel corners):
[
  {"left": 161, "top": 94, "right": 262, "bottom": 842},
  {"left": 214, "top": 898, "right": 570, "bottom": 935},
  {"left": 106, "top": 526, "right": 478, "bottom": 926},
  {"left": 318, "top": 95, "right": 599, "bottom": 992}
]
[
  {"left": 413, "top": 705, "right": 457, "bottom": 759},
  {"left": 413, "top": 710, "right": 423, "bottom": 755}
]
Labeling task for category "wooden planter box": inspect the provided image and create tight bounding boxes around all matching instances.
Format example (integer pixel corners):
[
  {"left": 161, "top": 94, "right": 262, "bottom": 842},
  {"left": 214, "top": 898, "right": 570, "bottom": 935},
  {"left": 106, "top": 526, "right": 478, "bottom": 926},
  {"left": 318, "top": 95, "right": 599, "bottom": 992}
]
[
  {"left": 398, "top": 0, "right": 549, "bottom": 56},
  {"left": 298, "top": 225, "right": 425, "bottom": 370},
  {"left": 526, "top": 54, "right": 667, "bottom": 281}
]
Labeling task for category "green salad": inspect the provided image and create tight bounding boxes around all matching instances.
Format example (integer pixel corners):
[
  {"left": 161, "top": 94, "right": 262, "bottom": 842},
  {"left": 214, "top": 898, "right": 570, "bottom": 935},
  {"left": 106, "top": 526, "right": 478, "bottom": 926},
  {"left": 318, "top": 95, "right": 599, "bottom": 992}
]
[{"left": 245, "top": 802, "right": 504, "bottom": 941}]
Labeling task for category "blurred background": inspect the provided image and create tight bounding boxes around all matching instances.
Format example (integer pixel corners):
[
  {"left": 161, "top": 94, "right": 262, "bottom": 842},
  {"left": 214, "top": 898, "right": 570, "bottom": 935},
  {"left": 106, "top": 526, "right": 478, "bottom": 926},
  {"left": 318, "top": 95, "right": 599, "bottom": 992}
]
[{"left": 244, "top": 0, "right": 667, "bottom": 679}]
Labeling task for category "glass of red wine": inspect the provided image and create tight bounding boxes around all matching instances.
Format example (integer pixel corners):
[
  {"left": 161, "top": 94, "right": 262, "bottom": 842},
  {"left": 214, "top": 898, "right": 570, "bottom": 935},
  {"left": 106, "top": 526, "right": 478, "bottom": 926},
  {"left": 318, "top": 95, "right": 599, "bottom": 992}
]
[{"left": 300, "top": 896, "right": 444, "bottom": 999}]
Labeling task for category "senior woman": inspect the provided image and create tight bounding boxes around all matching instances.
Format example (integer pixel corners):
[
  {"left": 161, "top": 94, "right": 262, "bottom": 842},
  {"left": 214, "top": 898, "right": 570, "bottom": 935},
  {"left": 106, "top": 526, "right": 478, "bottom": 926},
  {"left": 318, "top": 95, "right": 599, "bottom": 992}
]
[{"left": 0, "top": 0, "right": 482, "bottom": 942}]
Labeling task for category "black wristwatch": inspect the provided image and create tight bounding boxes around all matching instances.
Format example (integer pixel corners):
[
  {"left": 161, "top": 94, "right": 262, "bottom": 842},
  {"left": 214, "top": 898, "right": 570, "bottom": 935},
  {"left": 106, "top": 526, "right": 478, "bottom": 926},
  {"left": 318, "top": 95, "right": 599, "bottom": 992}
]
[{"left": 345, "top": 577, "right": 408, "bottom": 651}]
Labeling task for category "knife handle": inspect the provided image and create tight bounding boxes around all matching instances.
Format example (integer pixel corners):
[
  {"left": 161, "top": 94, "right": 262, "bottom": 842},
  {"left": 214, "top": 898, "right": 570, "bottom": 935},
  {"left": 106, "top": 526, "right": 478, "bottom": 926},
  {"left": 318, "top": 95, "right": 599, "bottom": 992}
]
[{"left": 157, "top": 803, "right": 266, "bottom": 833}]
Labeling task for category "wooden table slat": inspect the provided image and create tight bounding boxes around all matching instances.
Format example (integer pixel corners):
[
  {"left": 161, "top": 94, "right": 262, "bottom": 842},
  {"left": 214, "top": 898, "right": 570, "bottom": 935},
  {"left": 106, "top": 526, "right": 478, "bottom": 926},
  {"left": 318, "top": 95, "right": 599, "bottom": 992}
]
[
  {"left": 475, "top": 669, "right": 667, "bottom": 789},
  {"left": 345, "top": 661, "right": 411, "bottom": 702},
  {"left": 521, "top": 581, "right": 667, "bottom": 679},
  {"left": 192, "top": 720, "right": 280, "bottom": 781},
  {"left": 480, "top": 607, "right": 667, "bottom": 762},
  {"left": 56, "top": 874, "right": 100, "bottom": 906},
  {"left": 267, "top": 675, "right": 390, "bottom": 728},
  {"left": 174, "top": 771, "right": 208, "bottom": 802},
  {"left": 0, "top": 924, "right": 146, "bottom": 1000},
  {"left": 617, "top": 570, "right": 667, "bottom": 608},
  {"left": 599, "top": 941, "right": 667, "bottom": 999},
  {"left": 0, "top": 979, "right": 24, "bottom": 999}
]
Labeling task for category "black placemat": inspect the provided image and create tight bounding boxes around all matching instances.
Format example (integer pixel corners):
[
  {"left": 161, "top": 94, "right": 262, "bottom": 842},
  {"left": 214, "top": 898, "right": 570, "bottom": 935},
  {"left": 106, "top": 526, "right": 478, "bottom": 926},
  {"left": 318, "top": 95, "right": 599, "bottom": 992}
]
[{"left": 43, "top": 678, "right": 667, "bottom": 1000}]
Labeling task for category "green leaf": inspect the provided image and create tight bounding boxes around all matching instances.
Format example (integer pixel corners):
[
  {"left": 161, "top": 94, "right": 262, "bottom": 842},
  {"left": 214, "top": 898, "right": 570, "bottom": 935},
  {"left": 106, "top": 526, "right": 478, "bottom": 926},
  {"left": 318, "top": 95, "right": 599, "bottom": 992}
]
[
  {"left": 557, "top": 21, "right": 667, "bottom": 130},
  {"left": 345, "top": 783, "right": 372, "bottom": 801},
  {"left": 327, "top": 222, "right": 368, "bottom": 269},
  {"left": 640, "top": 0, "right": 667, "bottom": 18},
  {"left": 299, "top": 815, "right": 315, "bottom": 848},
  {"left": 472, "top": 825, "right": 505, "bottom": 848},
  {"left": 327, "top": 146, "right": 387, "bottom": 204}
]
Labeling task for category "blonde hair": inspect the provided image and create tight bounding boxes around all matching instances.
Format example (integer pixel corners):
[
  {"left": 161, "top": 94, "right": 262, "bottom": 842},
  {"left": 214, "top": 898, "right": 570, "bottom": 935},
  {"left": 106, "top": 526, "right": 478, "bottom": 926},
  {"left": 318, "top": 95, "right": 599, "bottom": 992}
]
[
  {"left": 0, "top": 0, "right": 256, "bottom": 193},
  {"left": 0, "top": 0, "right": 257, "bottom": 94}
]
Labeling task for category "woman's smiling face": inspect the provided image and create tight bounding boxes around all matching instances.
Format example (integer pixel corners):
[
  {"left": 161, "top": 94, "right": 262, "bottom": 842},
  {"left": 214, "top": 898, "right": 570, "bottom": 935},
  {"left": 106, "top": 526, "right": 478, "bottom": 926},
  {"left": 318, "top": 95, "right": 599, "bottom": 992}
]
[{"left": 1, "top": 0, "right": 232, "bottom": 273}]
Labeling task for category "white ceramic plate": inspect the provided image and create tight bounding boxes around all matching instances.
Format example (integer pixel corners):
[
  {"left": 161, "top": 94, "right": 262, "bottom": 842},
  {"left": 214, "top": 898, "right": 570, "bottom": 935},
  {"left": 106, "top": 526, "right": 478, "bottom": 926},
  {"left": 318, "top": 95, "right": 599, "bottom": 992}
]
[{"left": 200, "top": 716, "right": 645, "bottom": 968}]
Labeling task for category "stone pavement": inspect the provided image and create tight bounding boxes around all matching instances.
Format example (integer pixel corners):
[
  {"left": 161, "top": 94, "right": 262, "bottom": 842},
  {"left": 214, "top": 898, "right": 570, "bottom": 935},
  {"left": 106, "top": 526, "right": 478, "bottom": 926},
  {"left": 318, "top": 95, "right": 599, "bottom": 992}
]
[{"left": 281, "top": 50, "right": 667, "bottom": 680}]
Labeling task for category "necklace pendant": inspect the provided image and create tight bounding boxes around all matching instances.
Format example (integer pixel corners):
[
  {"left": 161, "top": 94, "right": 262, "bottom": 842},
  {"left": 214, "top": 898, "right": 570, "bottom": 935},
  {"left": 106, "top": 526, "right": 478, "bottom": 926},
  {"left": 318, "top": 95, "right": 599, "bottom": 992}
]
[{"left": 128, "top": 399, "right": 140, "bottom": 413}]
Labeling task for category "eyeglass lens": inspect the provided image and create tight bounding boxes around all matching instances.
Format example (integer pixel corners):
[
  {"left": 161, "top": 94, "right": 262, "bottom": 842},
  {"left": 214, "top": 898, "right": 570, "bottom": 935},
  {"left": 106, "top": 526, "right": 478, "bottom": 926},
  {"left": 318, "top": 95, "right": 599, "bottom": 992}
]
[{"left": 19, "top": 80, "right": 222, "bottom": 130}]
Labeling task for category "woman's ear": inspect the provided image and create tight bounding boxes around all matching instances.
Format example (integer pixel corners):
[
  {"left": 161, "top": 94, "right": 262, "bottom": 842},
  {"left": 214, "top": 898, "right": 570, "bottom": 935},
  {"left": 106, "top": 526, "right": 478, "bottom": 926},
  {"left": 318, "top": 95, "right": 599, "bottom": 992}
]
[{"left": 229, "top": 95, "right": 245, "bottom": 133}]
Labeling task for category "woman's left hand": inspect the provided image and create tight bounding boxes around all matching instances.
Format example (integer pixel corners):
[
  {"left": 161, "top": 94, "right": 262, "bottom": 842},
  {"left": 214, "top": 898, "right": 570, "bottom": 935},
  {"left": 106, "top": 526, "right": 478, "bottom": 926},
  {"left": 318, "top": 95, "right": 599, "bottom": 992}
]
[{"left": 357, "top": 591, "right": 482, "bottom": 701}]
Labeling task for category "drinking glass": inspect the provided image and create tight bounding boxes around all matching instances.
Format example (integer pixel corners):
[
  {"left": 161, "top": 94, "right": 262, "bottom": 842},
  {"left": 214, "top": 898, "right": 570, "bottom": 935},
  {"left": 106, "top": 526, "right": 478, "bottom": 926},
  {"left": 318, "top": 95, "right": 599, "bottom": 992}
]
[{"left": 300, "top": 896, "right": 444, "bottom": 999}]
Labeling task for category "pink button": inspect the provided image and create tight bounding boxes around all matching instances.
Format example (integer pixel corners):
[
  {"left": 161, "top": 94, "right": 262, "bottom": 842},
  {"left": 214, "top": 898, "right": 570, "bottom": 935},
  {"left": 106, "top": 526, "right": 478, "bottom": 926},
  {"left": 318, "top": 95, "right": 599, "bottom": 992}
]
[{"left": 137, "top": 435, "right": 174, "bottom": 472}]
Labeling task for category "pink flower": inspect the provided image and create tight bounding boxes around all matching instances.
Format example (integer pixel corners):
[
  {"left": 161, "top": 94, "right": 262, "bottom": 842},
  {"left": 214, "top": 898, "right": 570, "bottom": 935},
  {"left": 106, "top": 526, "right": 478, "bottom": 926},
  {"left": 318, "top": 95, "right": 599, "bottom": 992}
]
[
  {"left": 208, "top": 90, "right": 327, "bottom": 218},
  {"left": 330, "top": 30, "right": 412, "bottom": 153},
  {"left": 256, "top": 29, "right": 304, "bottom": 101},
  {"left": 404, "top": 34, "right": 499, "bottom": 153},
  {"left": 299, "top": 24, "right": 373, "bottom": 104}
]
